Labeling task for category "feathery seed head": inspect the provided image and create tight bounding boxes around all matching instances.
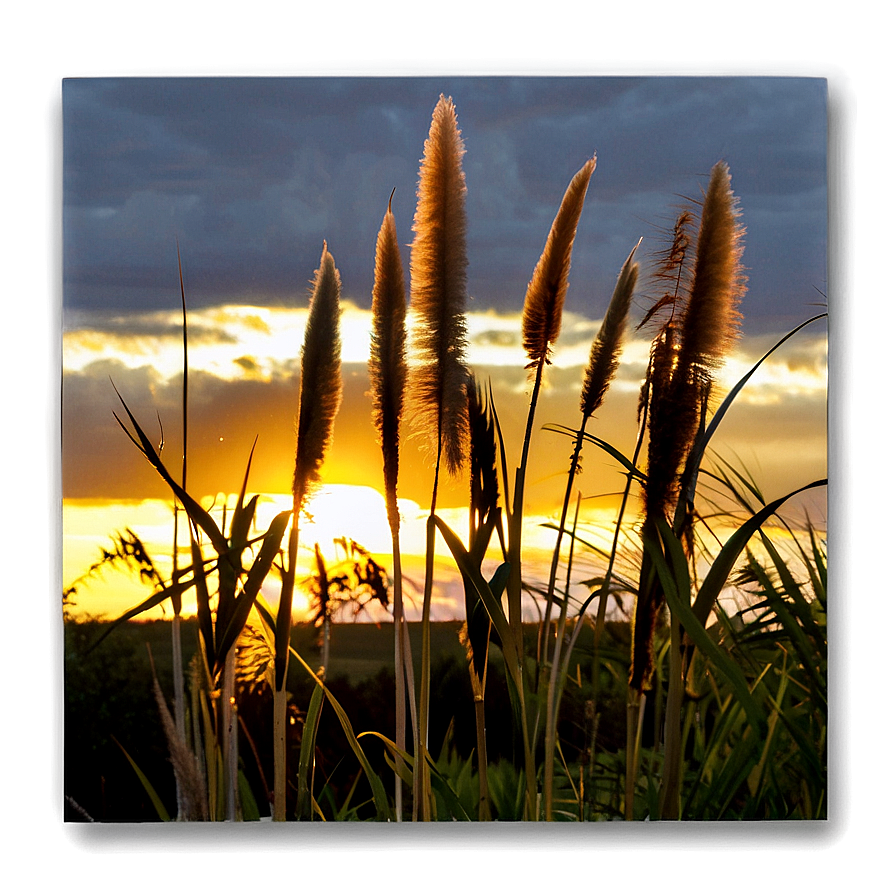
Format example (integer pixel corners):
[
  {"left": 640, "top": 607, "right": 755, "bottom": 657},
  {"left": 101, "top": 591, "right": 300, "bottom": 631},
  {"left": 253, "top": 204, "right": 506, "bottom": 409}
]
[
  {"left": 467, "top": 374, "right": 500, "bottom": 539},
  {"left": 677, "top": 161, "right": 746, "bottom": 380},
  {"left": 580, "top": 242, "right": 639, "bottom": 419},
  {"left": 522, "top": 156, "right": 596, "bottom": 373},
  {"left": 632, "top": 164, "right": 747, "bottom": 693},
  {"left": 370, "top": 195, "right": 408, "bottom": 532},
  {"left": 642, "top": 324, "right": 699, "bottom": 520},
  {"left": 293, "top": 243, "right": 343, "bottom": 512},
  {"left": 640, "top": 162, "right": 747, "bottom": 521},
  {"left": 637, "top": 210, "right": 695, "bottom": 332},
  {"left": 408, "top": 95, "right": 470, "bottom": 476},
  {"left": 152, "top": 663, "right": 208, "bottom": 820}
]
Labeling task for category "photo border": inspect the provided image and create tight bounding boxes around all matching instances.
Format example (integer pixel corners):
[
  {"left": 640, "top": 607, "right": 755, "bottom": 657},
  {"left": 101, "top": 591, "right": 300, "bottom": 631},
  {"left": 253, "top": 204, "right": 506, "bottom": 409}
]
[{"left": 0, "top": 0, "right": 894, "bottom": 894}]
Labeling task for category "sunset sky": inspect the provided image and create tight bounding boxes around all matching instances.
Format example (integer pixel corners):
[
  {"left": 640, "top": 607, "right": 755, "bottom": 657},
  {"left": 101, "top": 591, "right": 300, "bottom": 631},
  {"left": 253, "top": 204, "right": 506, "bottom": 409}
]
[{"left": 62, "top": 76, "right": 828, "bottom": 621}]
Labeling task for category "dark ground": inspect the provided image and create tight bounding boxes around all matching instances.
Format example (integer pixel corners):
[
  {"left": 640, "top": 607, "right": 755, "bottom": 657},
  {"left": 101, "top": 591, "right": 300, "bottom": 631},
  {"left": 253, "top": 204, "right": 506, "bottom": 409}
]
[{"left": 63, "top": 616, "right": 630, "bottom": 821}]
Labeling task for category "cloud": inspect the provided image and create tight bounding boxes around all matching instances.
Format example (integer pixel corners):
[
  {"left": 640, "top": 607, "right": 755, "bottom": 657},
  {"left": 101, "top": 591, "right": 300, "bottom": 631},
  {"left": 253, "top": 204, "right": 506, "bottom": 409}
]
[
  {"left": 63, "top": 77, "right": 826, "bottom": 335},
  {"left": 63, "top": 303, "right": 828, "bottom": 397}
]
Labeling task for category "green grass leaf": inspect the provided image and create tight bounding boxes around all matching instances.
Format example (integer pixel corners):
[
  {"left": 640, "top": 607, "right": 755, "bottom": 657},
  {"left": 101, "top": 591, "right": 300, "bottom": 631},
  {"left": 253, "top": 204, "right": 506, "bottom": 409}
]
[
  {"left": 679, "top": 313, "right": 827, "bottom": 511},
  {"left": 294, "top": 652, "right": 394, "bottom": 821},
  {"left": 691, "top": 479, "right": 827, "bottom": 629},
  {"left": 111, "top": 383, "right": 230, "bottom": 556},
  {"left": 88, "top": 575, "right": 194, "bottom": 653},
  {"left": 645, "top": 517, "right": 768, "bottom": 741},
  {"left": 543, "top": 424, "right": 646, "bottom": 482},
  {"left": 113, "top": 737, "right": 171, "bottom": 822},
  {"left": 213, "top": 510, "right": 290, "bottom": 677},
  {"left": 296, "top": 685, "right": 325, "bottom": 820}
]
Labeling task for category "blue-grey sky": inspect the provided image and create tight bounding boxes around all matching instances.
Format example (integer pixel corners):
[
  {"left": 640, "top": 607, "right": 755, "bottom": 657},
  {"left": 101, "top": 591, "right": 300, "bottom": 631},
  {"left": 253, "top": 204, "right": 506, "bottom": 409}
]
[{"left": 63, "top": 76, "right": 827, "bottom": 333}]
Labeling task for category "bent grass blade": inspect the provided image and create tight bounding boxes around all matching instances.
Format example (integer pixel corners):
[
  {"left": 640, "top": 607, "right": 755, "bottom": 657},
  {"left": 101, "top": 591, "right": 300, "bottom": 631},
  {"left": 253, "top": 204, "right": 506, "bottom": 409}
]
[{"left": 112, "top": 736, "right": 171, "bottom": 822}]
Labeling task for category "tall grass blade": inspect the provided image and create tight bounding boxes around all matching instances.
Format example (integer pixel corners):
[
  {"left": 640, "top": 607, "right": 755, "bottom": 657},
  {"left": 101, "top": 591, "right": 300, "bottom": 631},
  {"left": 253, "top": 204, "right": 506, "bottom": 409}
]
[
  {"left": 253, "top": 599, "right": 393, "bottom": 821},
  {"left": 88, "top": 575, "right": 194, "bottom": 653},
  {"left": 644, "top": 516, "right": 767, "bottom": 741},
  {"left": 680, "top": 313, "right": 826, "bottom": 512},
  {"left": 111, "top": 384, "right": 229, "bottom": 556},
  {"left": 432, "top": 513, "right": 537, "bottom": 818},
  {"left": 745, "top": 539, "right": 827, "bottom": 701},
  {"left": 214, "top": 509, "right": 290, "bottom": 677},
  {"left": 296, "top": 684, "right": 326, "bottom": 820},
  {"left": 543, "top": 425, "right": 647, "bottom": 482},
  {"left": 167, "top": 241, "right": 191, "bottom": 815},
  {"left": 112, "top": 737, "right": 171, "bottom": 822},
  {"left": 292, "top": 650, "right": 393, "bottom": 821},
  {"left": 691, "top": 479, "right": 827, "bottom": 628}
]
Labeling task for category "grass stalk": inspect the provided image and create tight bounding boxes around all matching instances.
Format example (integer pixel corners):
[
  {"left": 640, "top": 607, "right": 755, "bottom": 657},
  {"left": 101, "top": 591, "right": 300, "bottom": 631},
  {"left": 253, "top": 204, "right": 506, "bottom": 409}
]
[
  {"left": 391, "top": 536, "right": 407, "bottom": 819},
  {"left": 415, "top": 494, "right": 439, "bottom": 820},
  {"left": 632, "top": 162, "right": 746, "bottom": 695},
  {"left": 170, "top": 242, "right": 189, "bottom": 813},
  {"left": 539, "top": 244, "right": 639, "bottom": 668},
  {"left": 407, "top": 96, "right": 470, "bottom": 819},
  {"left": 222, "top": 645, "right": 238, "bottom": 820},
  {"left": 625, "top": 689, "right": 646, "bottom": 819},
  {"left": 543, "top": 492, "right": 580, "bottom": 819},
  {"left": 511, "top": 157, "right": 595, "bottom": 662},
  {"left": 505, "top": 158, "right": 597, "bottom": 816},
  {"left": 658, "top": 614, "right": 684, "bottom": 818},
  {"left": 369, "top": 190, "right": 409, "bottom": 819},
  {"left": 274, "top": 244, "right": 343, "bottom": 821}
]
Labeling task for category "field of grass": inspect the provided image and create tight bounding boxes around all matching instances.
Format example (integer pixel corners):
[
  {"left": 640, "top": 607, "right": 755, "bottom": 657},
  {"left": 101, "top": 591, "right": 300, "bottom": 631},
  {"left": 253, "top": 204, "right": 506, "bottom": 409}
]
[{"left": 63, "top": 94, "right": 826, "bottom": 823}]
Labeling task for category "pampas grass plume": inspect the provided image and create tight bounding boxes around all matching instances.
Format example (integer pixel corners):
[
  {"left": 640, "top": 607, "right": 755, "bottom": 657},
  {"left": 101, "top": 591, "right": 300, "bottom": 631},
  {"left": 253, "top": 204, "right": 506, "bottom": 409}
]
[
  {"left": 580, "top": 243, "right": 639, "bottom": 419},
  {"left": 370, "top": 193, "right": 408, "bottom": 532},
  {"left": 408, "top": 95, "right": 470, "bottom": 476},
  {"left": 293, "top": 243, "right": 343, "bottom": 511},
  {"left": 522, "top": 156, "right": 596, "bottom": 370},
  {"left": 677, "top": 161, "right": 746, "bottom": 380}
]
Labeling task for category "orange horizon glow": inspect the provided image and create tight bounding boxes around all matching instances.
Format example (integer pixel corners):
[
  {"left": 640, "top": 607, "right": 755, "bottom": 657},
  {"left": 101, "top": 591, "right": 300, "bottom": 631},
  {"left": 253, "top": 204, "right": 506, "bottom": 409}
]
[
  {"left": 63, "top": 476, "right": 824, "bottom": 626},
  {"left": 63, "top": 299, "right": 826, "bottom": 624}
]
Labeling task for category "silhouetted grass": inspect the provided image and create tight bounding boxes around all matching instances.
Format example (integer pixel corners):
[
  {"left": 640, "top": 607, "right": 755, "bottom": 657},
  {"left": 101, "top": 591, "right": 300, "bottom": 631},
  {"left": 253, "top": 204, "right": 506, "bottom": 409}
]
[{"left": 64, "top": 96, "right": 826, "bottom": 823}]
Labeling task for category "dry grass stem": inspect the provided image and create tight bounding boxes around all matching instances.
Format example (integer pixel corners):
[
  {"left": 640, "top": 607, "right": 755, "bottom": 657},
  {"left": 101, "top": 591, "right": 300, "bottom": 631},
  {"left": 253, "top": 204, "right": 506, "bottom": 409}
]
[{"left": 370, "top": 192, "right": 410, "bottom": 818}]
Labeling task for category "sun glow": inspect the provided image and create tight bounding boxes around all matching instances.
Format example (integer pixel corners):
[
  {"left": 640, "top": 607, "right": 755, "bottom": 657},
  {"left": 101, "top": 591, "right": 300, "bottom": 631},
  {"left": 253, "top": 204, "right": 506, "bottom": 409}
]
[{"left": 63, "top": 481, "right": 595, "bottom": 624}]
